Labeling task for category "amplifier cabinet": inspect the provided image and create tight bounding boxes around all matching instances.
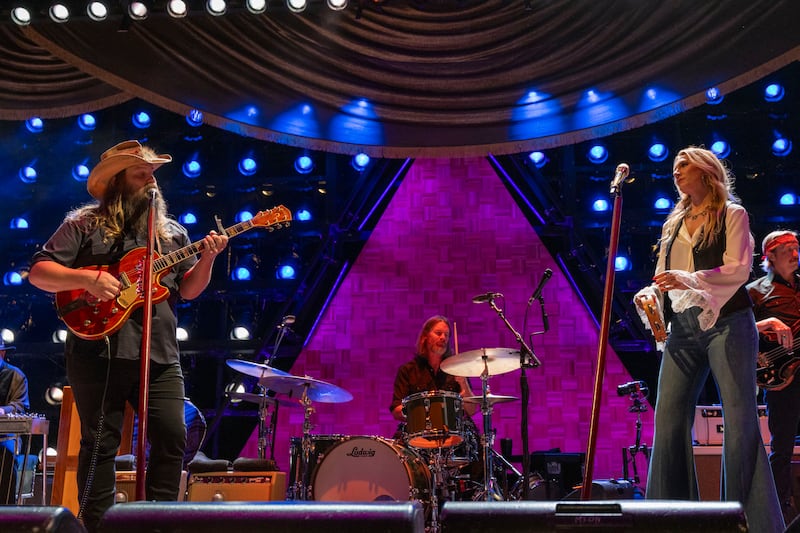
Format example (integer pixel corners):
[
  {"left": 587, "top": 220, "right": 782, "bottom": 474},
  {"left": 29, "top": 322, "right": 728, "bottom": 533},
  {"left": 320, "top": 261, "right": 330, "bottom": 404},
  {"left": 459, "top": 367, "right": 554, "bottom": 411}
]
[
  {"left": 693, "top": 405, "right": 769, "bottom": 445},
  {"left": 187, "top": 471, "right": 286, "bottom": 502}
]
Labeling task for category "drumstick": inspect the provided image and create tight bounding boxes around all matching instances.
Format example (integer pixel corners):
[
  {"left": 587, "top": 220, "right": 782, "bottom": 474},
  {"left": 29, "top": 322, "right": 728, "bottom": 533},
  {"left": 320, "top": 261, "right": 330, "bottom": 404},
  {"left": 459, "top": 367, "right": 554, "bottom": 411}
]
[{"left": 453, "top": 321, "right": 459, "bottom": 355}]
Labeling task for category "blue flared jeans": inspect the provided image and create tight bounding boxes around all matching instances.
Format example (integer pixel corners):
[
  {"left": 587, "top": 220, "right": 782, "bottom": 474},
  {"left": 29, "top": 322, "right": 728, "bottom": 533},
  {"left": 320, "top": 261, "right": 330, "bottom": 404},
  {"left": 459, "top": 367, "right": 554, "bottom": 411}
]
[{"left": 646, "top": 307, "right": 784, "bottom": 533}]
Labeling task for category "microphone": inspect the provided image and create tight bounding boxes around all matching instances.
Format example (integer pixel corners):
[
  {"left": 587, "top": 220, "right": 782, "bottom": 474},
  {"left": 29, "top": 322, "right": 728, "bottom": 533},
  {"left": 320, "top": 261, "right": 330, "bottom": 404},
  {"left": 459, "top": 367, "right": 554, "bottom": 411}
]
[
  {"left": 472, "top": 292, "right": 502, "bottom": 303},
  {"left": 609, "top": 163, "right": 630, "bottom": 193},
  {"left": 278, "top": 315, "right": 296, "bottom": 328},
  {"left": 527, "top": 268, "right": 553, "bottom": 305}
]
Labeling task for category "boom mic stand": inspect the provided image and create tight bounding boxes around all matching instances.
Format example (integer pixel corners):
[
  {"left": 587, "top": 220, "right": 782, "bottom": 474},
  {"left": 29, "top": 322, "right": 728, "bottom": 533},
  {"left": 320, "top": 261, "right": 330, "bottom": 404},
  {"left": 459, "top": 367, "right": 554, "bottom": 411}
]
[{"left": 487, "top": 298, "right": 540, "bottom": 501}]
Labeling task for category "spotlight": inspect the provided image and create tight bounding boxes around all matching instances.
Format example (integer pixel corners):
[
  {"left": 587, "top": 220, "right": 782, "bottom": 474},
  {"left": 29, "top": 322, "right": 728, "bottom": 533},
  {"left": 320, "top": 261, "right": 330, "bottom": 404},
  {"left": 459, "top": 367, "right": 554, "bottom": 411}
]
[
  {"left": 11, "top": 7, "right": 32, "bottom": 25},
  {"left": 179, "top": 212, "right": 197, "bottom": 225},
  {"left": 132, "top": 111, "right": 151, "bottom": 129},
  {"left": 1, "top": 329, "right": 15, "bottom": 344},
  {"left": 52, "top": 329, "right": 67, "bottom": 343},
  {"left": 771, "top": 137, "right": 792, "bottom": 157},
  {"left": 286, "top": 0, "right": 307, "bottom": 12},
  {"left": 235, "top": 210, "right": 254, "bottom": 223},
  {"left": 705, "top": 87, "right": 724, "bottom": 105},
  {"left": 230, "top": 325, "right": 252, "bottom": 341},
  {"left": 591, "top": 198, "right": 609, "bottom": 212},
  {"left": 225, "top": 380, "right": 247, "bottom": 399},
  {"left": 182, "top": 158, "right": 202, "bottom": 178},
  {"left": 779, "top": 193, "right": 797, "bottom": 206},
  {"left": 296, "top": 209, "right": 312, "bottom": 222},
  {"left": 167, "top": 0, "right": 188, "bottom": 18},
  {"left": 206, "top": 0, "right": 227, "bottom": 16},
  {"left": 186, "top": 109, "right": 204, "bottom": 127},
  {"left": 25, "top": 117, "right": 43, "bottom": 133},
  {"left": 327, "top": 0, "right": 348, "bottom": 10},
  {"left": 87, "top": 2, "right": 109, "bottom": 21},
  {"left": 528, "top": 151, "right": 547, "bottom": 169},
  {"left": 176, "top": 326, "right": 190, "bottom": 342},
  {"left": 232, "top": 254, "right": 259, "bottom": 281},
  {"left": 294, "top": 155, "right": 314, "bottom": 174},
  {"left": 49, "top": 3, "right": 70, "bottom": 23},
  {"left": 647, "top": 142, "right": 669, "bottom": 162},
  {"left": 19, "top": 166, "right": 37, "bottom": 184},
  {"left": 246, "top": 0, "right": 268, "bottom": 13},
  {"left": 586, "top": 144, "right": 608, "bottom": 164},
  {"left": 3, "top": 271, "right": 24, "bottom": 286},
  {"left": 238, "top": 156, "right": 257, "bottom": 176},
  {"left": 351, "top": 152, "right": 370, "bottom": 172},
  {"left": 764, "top": 83, "right": 785, "bottom": 102},
  {"left": 128, "top": 1, "right": 149, "bottom": 20},
  {"left": 45, "top": 385, "right": 64, "bottom": 406},
  {"left": 10, "top": 217, "right": 29, "bottom": 229},
  {"left": 72, "top": 164, "right": 90, "bottom": 182},
  {"left": 78, "top": 114, "right": 97, "bottom": 131},
  {"left": 654, "top": 197, "right": 672, "bottom": 210},
  {"left": 710, "top": 140, "right": 730, "bottom": 159},
  {"left": 614, "top": 255, "right": 631, "bottom": 271}
]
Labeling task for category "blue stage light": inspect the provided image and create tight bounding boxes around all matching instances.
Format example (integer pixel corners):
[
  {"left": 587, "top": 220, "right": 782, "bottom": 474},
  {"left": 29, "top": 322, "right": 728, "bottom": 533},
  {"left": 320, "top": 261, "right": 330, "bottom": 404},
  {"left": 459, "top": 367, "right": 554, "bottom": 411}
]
[
  {"left": 10, "top": 217, "right": 29, "bottom": 229},
  {"left": 182, "top": 159, "right": 202, "bottom": 178},
  {"left": 614, "top": 256, "right": 631, "bottom": 271},
  {"left": 351, "top": 152, "right": 370, "bottom": 171},
  {"left": 779, "top": 193, "right": 797, "bottom": 206},
  {"left": 179, "top": 212, "right": 198, "bottom": 225},
  {"left": 78, "top": 114, "right": 96, "bottom": 131},
  {"left": 238, "top": 157, "right": 257, "bottom": 176},
  {"left": 647, "top": 143, "right": 668, "bottom": 162},
  {"left": 236, "top": 210, "right": 253, "bottom": 223},
  {"left": 19, "top": 166, "right": 37, "bottom": 184},
  {"left": 528, "top": 151, "right": 547, "bottom": 168},
  {"left": 186, "top": 109, "right": 204, "bottom": 127},
  {"left": 710, "top": 140, "right": 730, "bottom": 159},
  {"left": 296, "top": 209, "right": 312, "bottom": 222},
  {"left": 277, "top": 264, "right": 296, "bottom": 280},
  {"left": 295, "top": 155, "right": 314, "bottom": 174},
  {"left": 132, "top": 111, "right": 151, "bottom": 129},
  {"left": 25, "top": 117, "right": 43, "bottom": 133},
  {"left": 587, "top": 145, "right": 608, "bottom": 164},
  {"left": 771, "top": 137, "right": 792, "bottom": 157},
  {"left": 72, "top": 164, "right": 90, "bottom": 182},
  {"left": 705, "top": 87, "right": 724, "bottom": 105},
  {"left": 654, "top": 197, "right": 672, "bottom": 210},
  {"left": 3, "top": 272, "right": 23, "bottom": 286},
  {"left": 592, "top": 199, "right": 609, "bottom": 212},
  {"left": 764, "top": 83, "right": 785, "bottom": 102}
]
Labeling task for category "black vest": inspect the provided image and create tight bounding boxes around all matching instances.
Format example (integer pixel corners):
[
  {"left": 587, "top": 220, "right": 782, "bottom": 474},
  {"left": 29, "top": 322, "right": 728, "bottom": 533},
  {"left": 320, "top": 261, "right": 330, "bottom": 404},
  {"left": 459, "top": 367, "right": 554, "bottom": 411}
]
[{"left": 662, "top": 205, "right": 752, "bottom": 321}]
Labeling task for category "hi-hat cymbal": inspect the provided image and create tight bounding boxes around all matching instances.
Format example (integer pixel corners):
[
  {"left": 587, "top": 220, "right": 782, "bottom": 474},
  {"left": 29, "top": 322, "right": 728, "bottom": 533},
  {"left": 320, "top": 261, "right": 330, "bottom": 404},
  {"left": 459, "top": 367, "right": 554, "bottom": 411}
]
[
  {"left": 261, "top": 374, "right": 353, "bottom": 403},
  {"left": 227, "top": 391, "right": 298, "bottom": 408},
  {"left": 226, "top": 359, "right": 292, "bottom": 380},
  {"left": 440, "top": 348, "right": 521, "bottom": 377},
  {"left": 462, "top": 394, "right": 519, "bottom": 405}
]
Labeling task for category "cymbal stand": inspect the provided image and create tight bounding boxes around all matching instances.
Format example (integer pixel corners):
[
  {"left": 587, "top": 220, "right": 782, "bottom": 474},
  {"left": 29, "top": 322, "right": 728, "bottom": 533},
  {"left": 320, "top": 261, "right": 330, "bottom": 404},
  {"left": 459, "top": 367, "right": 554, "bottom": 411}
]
[
  {"left": 426, "top": 443, "right": 450, "bottom": 533},
  {"left": 297, "top": 385, "right": 315, "bottom": 500},
  {"left": 475, "top": 358, "right": 503, "bottom": 501},
  {"left": 254, "top": 384, "right": 273, "bottom": 461}
]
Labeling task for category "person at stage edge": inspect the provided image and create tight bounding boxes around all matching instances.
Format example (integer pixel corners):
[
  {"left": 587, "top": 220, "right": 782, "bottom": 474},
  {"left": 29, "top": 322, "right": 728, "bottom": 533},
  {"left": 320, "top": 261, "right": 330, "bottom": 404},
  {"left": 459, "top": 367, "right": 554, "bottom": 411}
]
[
  {"left": 747, "top": 230, "right": 800, "bottom": 524},
  {"left": 0, "top": 341, "right": 30, "bottom": 504},
  {"left": 29, "top": 140, "right": 228, "bottom": 531},
  {"left": 390, "top": 315, "right": 478, "bottom": 426},
  {"left": 634, "top": 146, "right": 783, "bottom": 533}
]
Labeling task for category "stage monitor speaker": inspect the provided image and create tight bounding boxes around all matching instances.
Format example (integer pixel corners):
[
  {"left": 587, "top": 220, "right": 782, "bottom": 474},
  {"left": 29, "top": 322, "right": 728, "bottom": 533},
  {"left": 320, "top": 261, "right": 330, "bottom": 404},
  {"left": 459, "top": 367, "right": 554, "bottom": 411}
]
[
  {"left": 439, "top": 500, "right": 747, "bottom": 532},
  {"left": 97, "top": 501, "right": 425, "bottom": 533},
  {"left": 0, "top": 506, "right": 86, "bottom": 533}
]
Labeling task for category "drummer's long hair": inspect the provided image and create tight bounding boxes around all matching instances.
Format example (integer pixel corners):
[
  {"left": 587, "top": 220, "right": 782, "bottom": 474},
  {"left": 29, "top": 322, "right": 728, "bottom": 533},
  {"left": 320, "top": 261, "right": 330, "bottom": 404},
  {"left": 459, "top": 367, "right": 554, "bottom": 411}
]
[{"left": 415, "top": 315, "right": 453, "bottom": 358}]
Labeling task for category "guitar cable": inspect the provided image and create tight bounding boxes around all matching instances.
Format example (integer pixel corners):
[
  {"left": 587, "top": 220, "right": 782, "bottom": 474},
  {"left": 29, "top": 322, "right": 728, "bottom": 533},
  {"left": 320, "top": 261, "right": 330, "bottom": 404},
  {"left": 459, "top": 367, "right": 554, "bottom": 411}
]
[{"left": 77, "top": 336, "right": 112, "bottom": 522}]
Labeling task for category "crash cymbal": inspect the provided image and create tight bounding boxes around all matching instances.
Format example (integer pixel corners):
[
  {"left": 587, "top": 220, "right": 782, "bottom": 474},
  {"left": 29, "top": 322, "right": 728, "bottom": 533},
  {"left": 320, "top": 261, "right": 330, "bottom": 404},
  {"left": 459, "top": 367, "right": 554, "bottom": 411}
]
[
  {"left": 440, "top": 348, "right": 521, "bottom": 377},
  {"left": 462, "top": 394, "right": 519, "bottom": 405},
  {"left": 261, "top": 374, "right": 353, "bottom": 403},
  {"left": 226, "top": 359, "right": 292, "bottom": 380}
]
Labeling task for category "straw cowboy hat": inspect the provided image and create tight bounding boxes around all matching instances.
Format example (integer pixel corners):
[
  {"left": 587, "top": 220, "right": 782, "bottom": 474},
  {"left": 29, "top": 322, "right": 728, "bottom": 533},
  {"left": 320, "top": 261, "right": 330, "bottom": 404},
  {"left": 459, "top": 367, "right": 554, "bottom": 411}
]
[{"left": 87, "top": 140, "right": 172, "bottom": 200}]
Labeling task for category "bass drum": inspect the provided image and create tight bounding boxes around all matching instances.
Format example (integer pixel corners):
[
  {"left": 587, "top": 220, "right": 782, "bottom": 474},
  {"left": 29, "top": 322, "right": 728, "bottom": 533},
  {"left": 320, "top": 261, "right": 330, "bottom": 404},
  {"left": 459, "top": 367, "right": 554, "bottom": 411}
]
[
  {"left": 311, "top": 436, "right": 431, "bottom": 505},
  {"left": 288, "top": 435, "right": 347, "bottom": 499}
]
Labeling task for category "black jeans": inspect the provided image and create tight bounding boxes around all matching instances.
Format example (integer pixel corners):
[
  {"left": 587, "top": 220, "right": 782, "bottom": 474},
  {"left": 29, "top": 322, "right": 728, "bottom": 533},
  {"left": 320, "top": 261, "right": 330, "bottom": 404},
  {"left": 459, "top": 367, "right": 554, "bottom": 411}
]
[
  {"left": 67, "top": 354, "right": 186, "bottom": 532},
  {"left": 766, "top": 377, "right": 800, "bottom": 521}
]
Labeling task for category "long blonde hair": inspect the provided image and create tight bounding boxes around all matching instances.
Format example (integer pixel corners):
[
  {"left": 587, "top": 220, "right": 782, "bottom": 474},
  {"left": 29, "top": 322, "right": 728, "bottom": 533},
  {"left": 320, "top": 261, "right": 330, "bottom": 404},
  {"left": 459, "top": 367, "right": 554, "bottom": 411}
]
[{"left": 661, "top": 146, "right": 738, "bottom": 249}]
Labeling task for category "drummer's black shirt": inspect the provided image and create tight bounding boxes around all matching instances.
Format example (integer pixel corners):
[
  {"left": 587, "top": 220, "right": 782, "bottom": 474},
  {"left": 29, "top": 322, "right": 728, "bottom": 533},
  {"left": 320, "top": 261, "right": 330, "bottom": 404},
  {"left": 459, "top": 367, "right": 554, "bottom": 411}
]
[{"left": 390, "top": 354, "right": 463, "bottom": 414}]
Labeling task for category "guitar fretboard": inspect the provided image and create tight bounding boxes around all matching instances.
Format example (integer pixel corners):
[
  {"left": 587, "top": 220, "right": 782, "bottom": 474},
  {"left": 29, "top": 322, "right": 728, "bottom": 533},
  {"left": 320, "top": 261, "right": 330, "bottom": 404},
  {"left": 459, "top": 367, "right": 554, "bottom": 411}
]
[{"left": 153, "top": 218, "right": 257, "bottom": 273}]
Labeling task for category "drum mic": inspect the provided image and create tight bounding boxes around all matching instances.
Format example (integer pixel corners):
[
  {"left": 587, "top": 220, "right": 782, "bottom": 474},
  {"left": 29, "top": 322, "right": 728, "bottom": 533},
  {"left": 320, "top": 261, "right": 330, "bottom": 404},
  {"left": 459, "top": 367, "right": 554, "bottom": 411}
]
[
  {"left": 527, "top": 268, "right": 553, "bottom": 305},
  {"left": 472, "top": 292, "right": 502, "bottom": 303},
  {"left": 617, "top": 380, "right": 648, "bottom": 396}
]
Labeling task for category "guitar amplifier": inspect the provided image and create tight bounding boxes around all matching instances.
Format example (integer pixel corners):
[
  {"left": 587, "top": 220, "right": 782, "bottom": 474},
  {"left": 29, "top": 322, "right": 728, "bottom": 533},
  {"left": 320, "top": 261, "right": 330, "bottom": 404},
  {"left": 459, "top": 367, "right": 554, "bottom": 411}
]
[
  {"left": 187, "top": 471, "right": 286, "bottom": 502},
  {"left": 693, "top": 405, "right": 770, "bottom": 445}
]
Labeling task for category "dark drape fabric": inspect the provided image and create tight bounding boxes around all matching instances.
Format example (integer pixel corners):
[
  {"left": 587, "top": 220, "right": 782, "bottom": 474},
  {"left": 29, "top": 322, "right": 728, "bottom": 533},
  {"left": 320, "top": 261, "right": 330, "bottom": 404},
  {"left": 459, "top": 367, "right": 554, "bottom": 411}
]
[{"left": 1, "top": 0, "right": 799, "bottom": 157}]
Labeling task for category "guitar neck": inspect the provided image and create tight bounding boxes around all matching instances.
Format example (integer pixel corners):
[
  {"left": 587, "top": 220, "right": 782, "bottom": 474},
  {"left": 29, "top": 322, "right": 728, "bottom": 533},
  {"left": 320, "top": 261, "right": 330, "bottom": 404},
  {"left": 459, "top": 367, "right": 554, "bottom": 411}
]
[{"left": 153, "top": 219, "right": 256, "bottom": 273}]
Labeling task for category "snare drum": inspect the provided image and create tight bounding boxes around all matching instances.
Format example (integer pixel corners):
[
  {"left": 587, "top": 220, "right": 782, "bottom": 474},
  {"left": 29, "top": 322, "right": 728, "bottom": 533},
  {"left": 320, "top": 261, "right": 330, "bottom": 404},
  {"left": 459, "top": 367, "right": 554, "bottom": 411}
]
[
  {"left": 311, "top": 436, "right": 431, "bottom": 505},
  {"left": 403, "top": 390, "right": 464, "bottom": 448}
]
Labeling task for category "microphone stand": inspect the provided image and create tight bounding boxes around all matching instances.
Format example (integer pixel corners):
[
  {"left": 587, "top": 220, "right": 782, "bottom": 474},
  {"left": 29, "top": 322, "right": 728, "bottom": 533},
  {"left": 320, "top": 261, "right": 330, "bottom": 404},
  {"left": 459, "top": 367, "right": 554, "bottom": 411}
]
[
  {"left": 135, "top": 189, "right": 157, "bottom": 501},
  {"left": 580, "top": 165, "right": 630, "bottom": 500},
  {"left": 487, "top": 299, "right": 540, "bottom": 501},
  {"left": 262, "top": 318, "right": 291, "bottom": 461}
]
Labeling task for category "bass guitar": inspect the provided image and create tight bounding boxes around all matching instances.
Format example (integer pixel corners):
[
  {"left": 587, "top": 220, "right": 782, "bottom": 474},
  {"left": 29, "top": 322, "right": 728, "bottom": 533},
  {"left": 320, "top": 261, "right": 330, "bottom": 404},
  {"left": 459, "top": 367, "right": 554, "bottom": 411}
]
[
  {"left": 55, "top": 205, "right": 292, "bottom": 341},
  {"left": 756, "top": 336, "right": 800, "bottom": 391}
]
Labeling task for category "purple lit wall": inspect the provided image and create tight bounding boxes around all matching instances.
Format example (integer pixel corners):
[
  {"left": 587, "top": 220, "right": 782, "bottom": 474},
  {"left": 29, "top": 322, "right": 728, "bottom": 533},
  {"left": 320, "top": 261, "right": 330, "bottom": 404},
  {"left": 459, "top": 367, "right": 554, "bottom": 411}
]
[{"left": 242, "top": 157, "right": 654, "bottom": 488}]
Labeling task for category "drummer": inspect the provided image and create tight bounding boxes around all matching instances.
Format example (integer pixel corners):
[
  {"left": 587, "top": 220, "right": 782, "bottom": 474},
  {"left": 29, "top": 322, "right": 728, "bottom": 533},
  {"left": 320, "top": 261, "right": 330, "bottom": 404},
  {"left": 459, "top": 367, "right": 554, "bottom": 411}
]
[{"left": 390, "top": 315, "right": 478, "bottom": 426}]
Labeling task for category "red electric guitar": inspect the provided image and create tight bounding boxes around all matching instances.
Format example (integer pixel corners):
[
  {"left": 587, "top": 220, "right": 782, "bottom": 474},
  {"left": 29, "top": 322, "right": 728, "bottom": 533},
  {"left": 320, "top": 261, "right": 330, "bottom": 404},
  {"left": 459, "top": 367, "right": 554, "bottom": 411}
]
[{"left": 55, "top": 205, "right": 292, "bottom": 341}]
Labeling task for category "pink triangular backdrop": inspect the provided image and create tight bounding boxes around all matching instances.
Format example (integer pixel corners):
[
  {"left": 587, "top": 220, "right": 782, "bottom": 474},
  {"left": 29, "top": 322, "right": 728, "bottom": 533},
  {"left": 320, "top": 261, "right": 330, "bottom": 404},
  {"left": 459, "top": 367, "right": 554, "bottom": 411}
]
[{"left": 242, "top": 157, "right": 654, "bottom": 489}]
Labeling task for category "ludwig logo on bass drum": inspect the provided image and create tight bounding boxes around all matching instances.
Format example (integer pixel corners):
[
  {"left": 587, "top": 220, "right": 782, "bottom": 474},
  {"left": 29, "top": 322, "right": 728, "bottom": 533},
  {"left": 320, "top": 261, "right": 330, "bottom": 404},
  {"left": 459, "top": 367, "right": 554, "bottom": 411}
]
[{"left": 346, "top": 446, "right": 376, "bottom": 457}]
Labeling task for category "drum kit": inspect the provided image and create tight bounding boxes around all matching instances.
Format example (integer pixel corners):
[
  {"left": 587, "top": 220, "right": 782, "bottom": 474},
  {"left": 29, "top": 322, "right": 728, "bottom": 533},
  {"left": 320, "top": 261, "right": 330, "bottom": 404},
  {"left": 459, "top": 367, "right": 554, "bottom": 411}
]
[{"left": 226, "top": 346, "right": 526, "bottom": 532}]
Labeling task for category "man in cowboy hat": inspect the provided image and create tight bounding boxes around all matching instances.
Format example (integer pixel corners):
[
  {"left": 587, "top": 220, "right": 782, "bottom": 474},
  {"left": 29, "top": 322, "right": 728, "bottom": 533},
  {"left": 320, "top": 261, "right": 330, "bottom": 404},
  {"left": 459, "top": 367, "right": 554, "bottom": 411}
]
[
  {"left": 748, "top": 230, "right": 800, "bottom": 524},
  {"left": 29, "top": 140, "right": 227, "bottom": 531},
  {"left": 0, "top": 340, "right": 30, "bottom": 503}
]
